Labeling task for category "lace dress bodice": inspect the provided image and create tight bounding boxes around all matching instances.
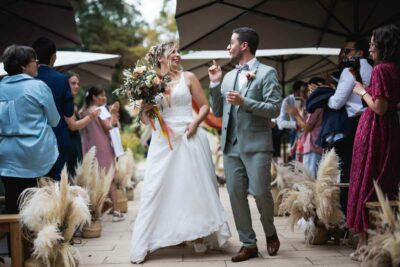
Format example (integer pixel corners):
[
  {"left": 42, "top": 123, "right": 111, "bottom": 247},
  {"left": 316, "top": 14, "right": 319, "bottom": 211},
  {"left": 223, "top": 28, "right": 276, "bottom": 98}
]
[{"left": 156, "top": 72, "right": 193, "bottom": 134}]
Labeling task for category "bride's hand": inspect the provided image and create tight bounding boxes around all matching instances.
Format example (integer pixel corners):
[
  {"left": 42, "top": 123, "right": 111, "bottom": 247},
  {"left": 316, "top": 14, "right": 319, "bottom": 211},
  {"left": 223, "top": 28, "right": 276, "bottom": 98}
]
[{"left": 185, "top": 122, "right": 199, "bottom": 138}]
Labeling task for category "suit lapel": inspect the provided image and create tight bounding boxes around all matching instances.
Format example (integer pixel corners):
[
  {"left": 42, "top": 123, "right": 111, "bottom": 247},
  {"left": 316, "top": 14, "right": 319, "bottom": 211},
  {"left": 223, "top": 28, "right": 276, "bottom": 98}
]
[
  {"left": 240, "top": 60, "right": 260, "bottom": 97},
  {"left": 224, "top": 70, "right": 237, "bottom": 111}
]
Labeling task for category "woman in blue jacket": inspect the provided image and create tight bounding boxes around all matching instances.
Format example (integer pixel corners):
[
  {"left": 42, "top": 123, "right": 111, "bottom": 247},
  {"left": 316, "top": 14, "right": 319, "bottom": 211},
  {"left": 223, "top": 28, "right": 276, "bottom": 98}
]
[{"left": 0, "top": 45, "right": 59, "bottom": 213}]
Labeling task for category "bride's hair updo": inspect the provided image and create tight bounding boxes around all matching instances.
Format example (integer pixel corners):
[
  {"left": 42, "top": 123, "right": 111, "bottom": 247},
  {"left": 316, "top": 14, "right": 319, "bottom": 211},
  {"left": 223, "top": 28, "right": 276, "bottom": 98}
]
[{"left": 146, "top": 42, "right": 176, "bottom": 68}]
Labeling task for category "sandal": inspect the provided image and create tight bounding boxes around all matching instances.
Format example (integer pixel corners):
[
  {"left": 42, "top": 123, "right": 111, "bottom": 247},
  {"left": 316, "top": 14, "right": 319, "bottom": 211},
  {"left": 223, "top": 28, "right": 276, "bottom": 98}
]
[{"left": 349, "top": 250, "right": 361, "bottom": 262}]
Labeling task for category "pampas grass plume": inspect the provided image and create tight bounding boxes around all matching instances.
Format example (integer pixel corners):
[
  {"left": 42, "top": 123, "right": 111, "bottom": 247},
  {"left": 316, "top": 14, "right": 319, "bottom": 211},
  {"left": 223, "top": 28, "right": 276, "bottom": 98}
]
[
  {"left": 19, "top": 186, "right": 59, "bottom": 233},
  {"left": 75, "top": 146, "right": 96, "bottom": 187},
  {"left": 373, "top": 180, "right": 397, "bottom": 232},
  {"left": 33, "top": 224, "right": 63, "bottom": 265},
  {"left": 315, "top": 149, "right": 344, "bottom": 228}
]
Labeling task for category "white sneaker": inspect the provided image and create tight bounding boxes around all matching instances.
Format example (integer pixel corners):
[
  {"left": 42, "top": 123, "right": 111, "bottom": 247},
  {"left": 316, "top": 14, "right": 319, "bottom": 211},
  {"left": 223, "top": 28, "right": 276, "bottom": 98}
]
[
  {"left": 112, "top": 210, "right": 125, "bottom": 222},
  {"left": 193, "top": 242, "right": 207, "bottom": 254}
]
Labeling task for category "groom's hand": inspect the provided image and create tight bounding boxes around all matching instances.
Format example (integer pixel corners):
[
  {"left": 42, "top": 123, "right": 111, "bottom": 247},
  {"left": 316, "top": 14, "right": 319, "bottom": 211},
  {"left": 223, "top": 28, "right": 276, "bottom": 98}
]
[
  {"left": 226, "top": 91, "right": 244, "bottom": 106},
  {"left": 208, "top": 60, "right": 222, "bottom": 83}
]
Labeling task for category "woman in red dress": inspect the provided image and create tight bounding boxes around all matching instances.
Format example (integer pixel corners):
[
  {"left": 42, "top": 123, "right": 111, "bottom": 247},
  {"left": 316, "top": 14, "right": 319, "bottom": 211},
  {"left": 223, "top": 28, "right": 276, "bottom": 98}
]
[{"left": 347, "top": 24, "right": 400, "bottom": 259}]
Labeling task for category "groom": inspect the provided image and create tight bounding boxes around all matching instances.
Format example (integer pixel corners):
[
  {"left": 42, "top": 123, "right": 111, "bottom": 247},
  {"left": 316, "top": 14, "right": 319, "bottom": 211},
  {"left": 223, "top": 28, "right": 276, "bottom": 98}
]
[{"left": 208, "top": 27, "right": 282, "bottom": 262}]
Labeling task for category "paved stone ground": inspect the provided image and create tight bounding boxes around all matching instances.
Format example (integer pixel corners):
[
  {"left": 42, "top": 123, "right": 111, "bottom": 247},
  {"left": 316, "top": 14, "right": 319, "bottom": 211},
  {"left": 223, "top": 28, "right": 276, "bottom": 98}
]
[
  {"left": 0, "top": 161, "right": 359, "bottom": 267},
  {"left": 75, "top": 161, "right": 360, "bottom": 267}
]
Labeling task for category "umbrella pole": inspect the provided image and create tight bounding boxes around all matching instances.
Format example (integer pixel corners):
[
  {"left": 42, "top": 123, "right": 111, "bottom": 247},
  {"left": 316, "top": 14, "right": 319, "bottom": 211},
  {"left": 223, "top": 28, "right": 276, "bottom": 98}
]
[{"left": 280, "top": 56, "right": 288, "bottom": 163}]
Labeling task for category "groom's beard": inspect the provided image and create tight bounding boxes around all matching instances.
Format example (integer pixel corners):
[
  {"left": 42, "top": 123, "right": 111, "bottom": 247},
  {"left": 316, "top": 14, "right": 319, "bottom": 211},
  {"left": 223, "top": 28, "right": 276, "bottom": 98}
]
[{"left": 230, "top": 52, "right": 244, "bottom": 65}]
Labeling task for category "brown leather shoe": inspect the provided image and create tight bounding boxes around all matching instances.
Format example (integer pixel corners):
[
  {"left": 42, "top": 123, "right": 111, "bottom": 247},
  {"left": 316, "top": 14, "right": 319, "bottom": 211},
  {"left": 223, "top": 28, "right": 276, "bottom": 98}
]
[
  {"left": 266, "top": 231, "right": 280, "bottom": 256},
  {"left": 231, "top": 246, "right": 258, "bottom": 262}
]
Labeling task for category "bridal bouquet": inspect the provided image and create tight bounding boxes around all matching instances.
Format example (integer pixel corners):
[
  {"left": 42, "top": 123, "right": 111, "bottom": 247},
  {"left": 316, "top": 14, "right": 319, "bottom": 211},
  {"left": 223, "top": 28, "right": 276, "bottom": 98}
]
[{"left": 114, "top": 60, "right": 173, "bottom": 150}]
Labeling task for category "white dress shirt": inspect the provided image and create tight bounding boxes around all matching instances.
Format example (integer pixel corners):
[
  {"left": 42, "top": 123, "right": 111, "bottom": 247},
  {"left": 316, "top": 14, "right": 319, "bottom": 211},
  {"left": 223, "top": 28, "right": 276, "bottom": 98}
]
[
  {"left": 328, "top": 58, "right": 373, "bottom": 117},
  {"left": 236, "top": 57, "right": 257, "bottom": 89},
  {"left": 276, "top": 94, "right": 297, "bottom": 130}
]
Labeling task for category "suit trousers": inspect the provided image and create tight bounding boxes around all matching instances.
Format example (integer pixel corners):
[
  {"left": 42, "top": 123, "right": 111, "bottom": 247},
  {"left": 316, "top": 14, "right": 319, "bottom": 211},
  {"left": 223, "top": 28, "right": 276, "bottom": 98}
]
[
  {"left": 332, "top": 116, "right": 359, "bottom": 217},
  {"left": 332, "top": 132, "right": 356, "bottom": 217},
  {"left": 223, "top": 141, "right": 276, "bottom": 247}
]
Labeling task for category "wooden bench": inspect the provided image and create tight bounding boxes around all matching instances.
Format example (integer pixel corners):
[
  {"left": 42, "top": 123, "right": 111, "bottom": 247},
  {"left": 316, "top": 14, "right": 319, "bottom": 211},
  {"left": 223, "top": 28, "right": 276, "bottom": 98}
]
[
  {"left": 334, "top": 183, "right": 349, "bottom": 188},
  {"left": 366, "top": 201, "right": 399, "bottom": 230},
  {"left": 0, "top": 214, "right": 23, "bottom": 267},
  {"left": 365, "top": 200, "right": 398, "bottom": 210}
]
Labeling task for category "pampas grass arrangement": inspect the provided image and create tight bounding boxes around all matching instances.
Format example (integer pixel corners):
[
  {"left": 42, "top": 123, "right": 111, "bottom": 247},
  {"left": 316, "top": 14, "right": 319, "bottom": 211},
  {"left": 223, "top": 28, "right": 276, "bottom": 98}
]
[
  {"left": 123, "top": 148, "right": 137, "bottom": 201},
  {"left": 278, "top": 149, "right": 345, "bottom": 245},
  {"left": 271, "top": 160, "right": 314, "bottom": 216},
  {"left": 19, "top": 168, "right": 91, "bottom": 267},
  {"left": 114, "top": 149, "right": 136, "bottom": 211},
  {"left": 74, "top": 146, "right": 114, "bottom": 238},
  {"left": 359, "top": 182, "right": 400, "bottom": 267},
  {"left": 115, "top": 149, "right": 135, "bottom": 191},
  {"left": 287, "top": 182, "right": 316, "bottom": 231},
  {"left": 315, "top": 150, "right": 344, "bottom": 229},
  {"left": 271, "top": 161, "right": 313, "bottom": 191},
  {"left": 270, "top": 161, "right": 280, "bottom": 216}
]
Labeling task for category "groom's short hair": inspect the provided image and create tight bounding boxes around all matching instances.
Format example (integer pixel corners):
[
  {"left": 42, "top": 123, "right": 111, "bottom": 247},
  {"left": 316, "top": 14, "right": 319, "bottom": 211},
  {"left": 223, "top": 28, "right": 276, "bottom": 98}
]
[{"left": 232, "top": 27, "right": 259, "bottom": 55}]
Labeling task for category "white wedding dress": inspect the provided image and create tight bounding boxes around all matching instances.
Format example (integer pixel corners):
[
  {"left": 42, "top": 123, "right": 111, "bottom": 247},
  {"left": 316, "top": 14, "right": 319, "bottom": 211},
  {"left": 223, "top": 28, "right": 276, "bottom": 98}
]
[{"left": 130, "top": 72, "right": 231, "bottom": 263}]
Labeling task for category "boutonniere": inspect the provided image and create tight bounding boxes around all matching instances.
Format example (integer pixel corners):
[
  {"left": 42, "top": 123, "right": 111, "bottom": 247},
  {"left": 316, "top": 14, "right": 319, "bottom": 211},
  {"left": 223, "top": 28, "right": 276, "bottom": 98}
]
[
  {"left": 246, "top": 70, "right": 256, "bottom": 81},
  {"left": 246, "top": 70, "right": 257, "bottom": 87}
]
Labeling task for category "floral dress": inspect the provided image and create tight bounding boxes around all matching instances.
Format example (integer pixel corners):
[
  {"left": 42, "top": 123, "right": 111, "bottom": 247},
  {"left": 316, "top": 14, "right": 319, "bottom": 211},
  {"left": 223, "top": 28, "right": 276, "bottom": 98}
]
[{"left": 347, "top": 63, "right": 400, "bottom": 233}]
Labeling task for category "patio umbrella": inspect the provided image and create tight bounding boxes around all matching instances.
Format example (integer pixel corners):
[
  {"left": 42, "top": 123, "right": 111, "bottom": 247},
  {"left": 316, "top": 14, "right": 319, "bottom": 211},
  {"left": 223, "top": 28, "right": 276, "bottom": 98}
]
[
  {"left": 0, "top": 0, "right": 80, "bottom": 52},
  {"left": 176, "top": 0, "right": 400, "bottom": 51},
  {"left": 54, "top": 51, "right": 120, "bottom": 85},
  {"left": 181, "top": 47, "right": 340, "bottom": 93},
  {"left": 0, "top": 51, "right": 120, "bottom": 85}
]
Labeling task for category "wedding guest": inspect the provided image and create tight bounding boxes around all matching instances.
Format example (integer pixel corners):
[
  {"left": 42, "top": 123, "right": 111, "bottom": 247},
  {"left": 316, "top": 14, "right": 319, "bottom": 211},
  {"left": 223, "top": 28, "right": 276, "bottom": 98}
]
[
  {"left": 32, "top": 37, "right": 74, "bottom": 181},
  {"left": 276, "top": 81, "right": 306, "bottom": 131},
  {"left": 64, "top": 72, "right": 100, "bottom": 178},
  {"left": 287, "top": 77, "right": 325, "bottom": 177},
  {"left": 347, "top": 24, "right": 400, "bottom": 260},
  {"left": 0, "top": 45, "right": 59, "bottom": 213},
  {"left": 276, "top": 81, "right": 306, "bottom": 161},
  {"left": 327, "top": 37, "right": 373, "bottom": 216},
  {"left": 80, "top": 86, "right": 124, "bottom": 222}
]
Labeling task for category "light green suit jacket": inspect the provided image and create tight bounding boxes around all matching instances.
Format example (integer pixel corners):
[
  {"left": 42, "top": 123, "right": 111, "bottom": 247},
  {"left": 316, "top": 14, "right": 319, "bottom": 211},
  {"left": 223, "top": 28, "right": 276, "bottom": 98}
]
[{"left": 210, "top": 59, "right": 282, "bottom": 153}]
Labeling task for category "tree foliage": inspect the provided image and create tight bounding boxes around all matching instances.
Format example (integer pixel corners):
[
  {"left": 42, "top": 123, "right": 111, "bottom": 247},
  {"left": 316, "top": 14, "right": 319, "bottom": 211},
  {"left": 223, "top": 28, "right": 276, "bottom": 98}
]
[
  {"left": 153, "top": 0, "right": 179, "bottom": 44},
  {"left": 70, "top": 0, "right": 178, "bottom": 125},
  {"left": 71, "top": 0, "right": 147, "bottom": 68}
]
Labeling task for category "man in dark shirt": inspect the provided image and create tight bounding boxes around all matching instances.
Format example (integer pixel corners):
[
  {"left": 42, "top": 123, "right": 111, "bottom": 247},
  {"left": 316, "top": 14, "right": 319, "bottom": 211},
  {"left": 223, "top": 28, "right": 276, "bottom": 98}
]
[{"left": 32, "top": 37, "right": 74, "bottom": 180}]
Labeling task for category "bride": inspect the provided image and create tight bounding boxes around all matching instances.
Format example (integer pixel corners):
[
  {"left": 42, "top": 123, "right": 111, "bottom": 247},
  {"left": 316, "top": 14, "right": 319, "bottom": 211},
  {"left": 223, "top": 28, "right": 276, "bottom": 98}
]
[{"left": 130, "top": 42, "right": 231, "bottom": 263}]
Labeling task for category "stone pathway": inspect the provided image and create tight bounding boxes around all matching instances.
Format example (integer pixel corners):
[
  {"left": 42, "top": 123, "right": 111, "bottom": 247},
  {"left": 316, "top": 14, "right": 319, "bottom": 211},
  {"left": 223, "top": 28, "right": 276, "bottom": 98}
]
[{"left": 76, "top": 162, "right": 360, "bottom": 267}]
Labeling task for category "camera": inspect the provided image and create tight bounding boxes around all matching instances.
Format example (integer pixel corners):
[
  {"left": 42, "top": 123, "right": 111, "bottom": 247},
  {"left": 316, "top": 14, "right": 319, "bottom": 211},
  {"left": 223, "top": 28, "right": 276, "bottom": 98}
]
[{"left": 342, "top": 56, "right": 361, "bottom": 70}]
